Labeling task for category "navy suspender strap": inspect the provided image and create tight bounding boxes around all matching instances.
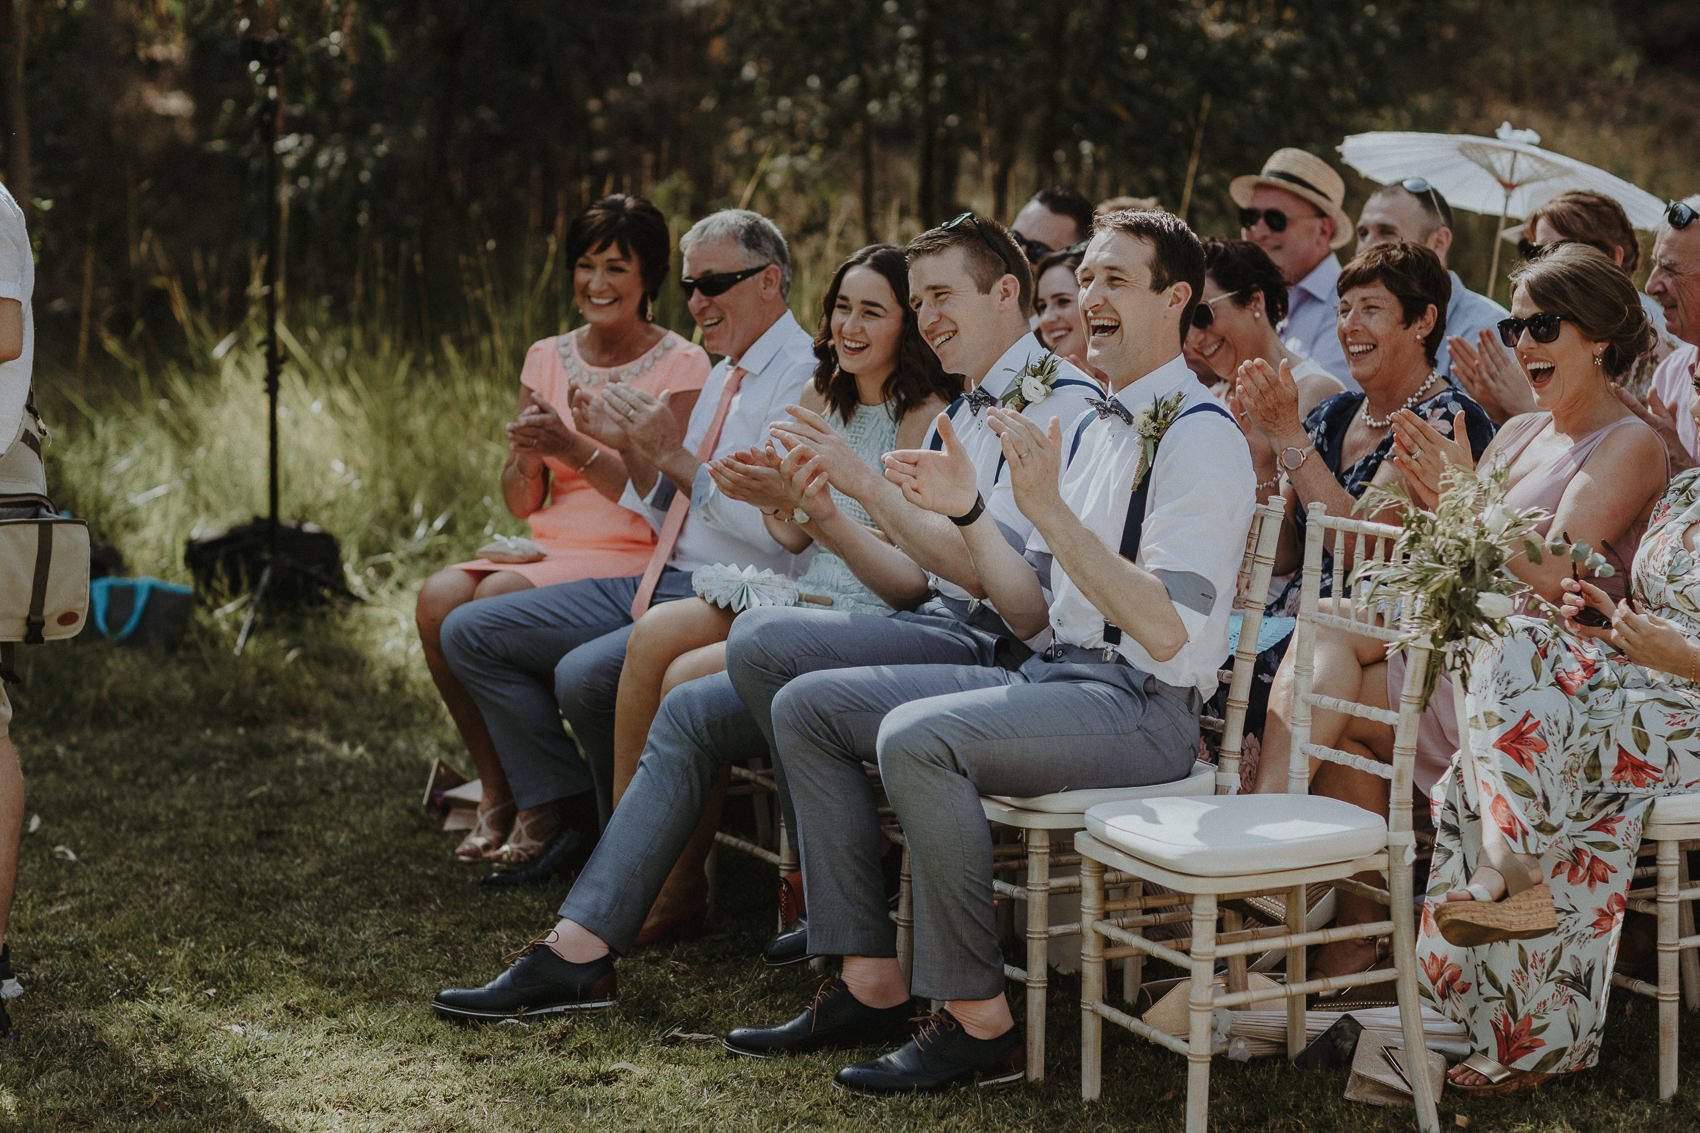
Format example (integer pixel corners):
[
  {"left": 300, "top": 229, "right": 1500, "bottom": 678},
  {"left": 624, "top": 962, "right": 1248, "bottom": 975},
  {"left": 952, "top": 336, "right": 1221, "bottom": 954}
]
[
  {"left": 927, "top": 396, "right": 964, "bottom": 452},
  {"left": 1101, "top": 401, "right": 1235, "bottom": 647},
  {"left": 1066, "top": 413, "right": 1096, "bottom": 463}
]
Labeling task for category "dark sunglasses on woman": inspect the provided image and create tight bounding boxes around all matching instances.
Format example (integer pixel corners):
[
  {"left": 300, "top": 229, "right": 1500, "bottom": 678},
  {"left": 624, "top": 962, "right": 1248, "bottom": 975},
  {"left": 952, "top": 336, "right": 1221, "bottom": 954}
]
[
  {"left": 1238, "top": 206, "right": 1324, "bottom": 233},
  {"left": 1497, "top": 312, "right": 1572, "bottom": 348},
  {"left": 1190, "top": 292, "right": 1245, "bottom": 331}
]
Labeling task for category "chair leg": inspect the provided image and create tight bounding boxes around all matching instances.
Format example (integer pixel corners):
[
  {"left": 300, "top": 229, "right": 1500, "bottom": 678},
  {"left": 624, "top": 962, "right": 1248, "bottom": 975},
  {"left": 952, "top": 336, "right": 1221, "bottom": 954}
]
[
  {"left": 895, "top": 844, "right": 914, "bottom": 985},
  {"left": 1024, "top": 829, "right": 1050, "bottom": 1082},
  {"left": 1080, "top": 854, "right": 1105, "bottom": 1102},
  {"left": 1185, "top": 895, "right": 1218, "bottom": 1133},
  {"left": 1678, "top": 848, "right": 1700, "bottom": 1014},
  {"left": 1122, "top": 880, "right": 1142, "bottom": 1004},
  {"left": 1388, "top": 853, "right": 1440, "bottom": 1132},
  {"left": 1658, "top": 838, "right": 1680, "bottom": 1102},
  {"left": 1285, "top": 885, "right": 1306, "bottom": 1060}
]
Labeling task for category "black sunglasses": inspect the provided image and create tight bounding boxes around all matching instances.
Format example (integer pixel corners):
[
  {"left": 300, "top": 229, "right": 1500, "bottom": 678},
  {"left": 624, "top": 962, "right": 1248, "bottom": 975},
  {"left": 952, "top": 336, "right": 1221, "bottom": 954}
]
[
  {"left": 1190, "top": 291, "right": 1246, "bottom": 331},
  {"left": 1399, "top": 177, "right": 1453, "bottom": 228},
  {"left": 1517, "top": 238, "right": 1547, "bottom": 263},
  {"left": 943, "top": 212, "right": 1020, "bottom": 276},
  {"left": 1239, "top": 206, "right": 1324, "bottom": 233},
  {"left": 1669, "top": 200, "right": 1699, "bottom": 230},
  {"left": 679, "top": 264, "right": 766, "bottom": 300},
  {"left": 1011, "top": 232, "right": 1054, "bottom": 263},
  {"left": 1497, "top": 312, "right": 1573, "bottom": 348},
  {"left": 1563, "top": 531, "right": 1612, "bottom": 627}
]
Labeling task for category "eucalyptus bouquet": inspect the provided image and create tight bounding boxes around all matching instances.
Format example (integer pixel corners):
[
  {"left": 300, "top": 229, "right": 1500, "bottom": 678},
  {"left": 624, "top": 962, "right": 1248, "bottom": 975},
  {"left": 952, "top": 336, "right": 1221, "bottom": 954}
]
[{"left": 1354, "top": 463, "right": 1614, "bottom": 701}]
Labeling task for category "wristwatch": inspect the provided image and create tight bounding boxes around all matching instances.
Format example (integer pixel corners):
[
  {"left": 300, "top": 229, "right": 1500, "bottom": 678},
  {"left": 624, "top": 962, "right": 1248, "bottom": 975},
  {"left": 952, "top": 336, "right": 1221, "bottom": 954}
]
[{"left": 1279, "top": 443, "right": 1314, "bottom": 473}]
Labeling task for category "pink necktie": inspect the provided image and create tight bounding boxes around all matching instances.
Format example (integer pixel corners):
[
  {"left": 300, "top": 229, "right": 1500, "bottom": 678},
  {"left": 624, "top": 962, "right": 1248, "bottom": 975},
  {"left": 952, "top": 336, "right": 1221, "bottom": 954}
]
[{"left": 629, "top": 365, "right": 748, "bottom": 620}]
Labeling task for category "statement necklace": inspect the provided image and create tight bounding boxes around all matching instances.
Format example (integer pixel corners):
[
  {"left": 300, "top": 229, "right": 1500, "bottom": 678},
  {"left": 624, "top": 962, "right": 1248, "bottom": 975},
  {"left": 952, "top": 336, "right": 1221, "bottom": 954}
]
[{"left": 1360, "top": 370, "right": 1439, "bottom": 429}]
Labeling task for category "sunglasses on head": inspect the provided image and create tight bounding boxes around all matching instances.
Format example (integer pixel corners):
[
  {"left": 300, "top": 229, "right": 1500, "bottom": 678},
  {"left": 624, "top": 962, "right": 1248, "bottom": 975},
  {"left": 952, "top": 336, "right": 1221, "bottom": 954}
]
[
  {"left": 1669, "top": 200, "right": 1699, "bottom": 230},
  {"left": 679, "top": 263, "right": 766, "bottom": 300},
  {"left": 1399, "top": 177, "right": 1454, "bottom": 228},
  {"left": 1190, "top": 291, "right": 1246, "bottom": 331},
  {"left": 1011, "top": 232, "right": 1055, "bottom": 263},
  {"left": 942, "top": 212, "right": 1020, "bottom": 277},
  {"left": 1239, "top": 206, "right": 1324, "bottom": 233},
  {"left": 1497, "top": 312, "right": 1573, "bottom": 348}
]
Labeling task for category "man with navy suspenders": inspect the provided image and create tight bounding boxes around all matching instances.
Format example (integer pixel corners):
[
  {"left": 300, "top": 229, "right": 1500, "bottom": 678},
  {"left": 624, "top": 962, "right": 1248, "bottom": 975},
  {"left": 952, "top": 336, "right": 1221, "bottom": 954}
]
[{"left": 721, "top": 210, "right": 1254, "bottom": 1093}]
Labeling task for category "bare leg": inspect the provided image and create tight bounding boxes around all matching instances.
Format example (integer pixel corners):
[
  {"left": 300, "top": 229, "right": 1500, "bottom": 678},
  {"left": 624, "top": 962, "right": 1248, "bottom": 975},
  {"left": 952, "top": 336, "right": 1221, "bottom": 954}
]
[
  {"left": 611, "top": 599, "right": 736, "bottom": 805},
  {"left": 1255, "top": 610, "right": 1392, "bottom": 793},
  {"left": 638, "top": 643, "right": 733, "bottom": 936},
  {"left": 841, "top": 955, "right": 910, "bottom": 1010},
  {"left": 0, "top": 737, "right": 21, "bottom": 945},
  {"left": 417, "top": 567, "right": 533, "bottom": 856}
]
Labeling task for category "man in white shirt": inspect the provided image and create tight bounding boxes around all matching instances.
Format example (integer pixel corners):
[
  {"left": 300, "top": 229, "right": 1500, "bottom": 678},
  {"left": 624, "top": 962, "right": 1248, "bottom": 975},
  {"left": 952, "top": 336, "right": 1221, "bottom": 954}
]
[
  {"left": 721, "top": 210, "right": 1252, "bottom": 1094},
  {"left": 439, "top": 209, "right": 815, "bottom": 883},
  {"left": 1233, "top": 148, "right": 1354, "bottom": 386},
  {"left": 1354, "top": 180, "right": 1508, "bottom": 376},
  {"left": 0, "top": 179, "right": 40, "bottom": 1037},
  {"left": 1642, "top": 195, "right": 1700, "bottom": 469}
]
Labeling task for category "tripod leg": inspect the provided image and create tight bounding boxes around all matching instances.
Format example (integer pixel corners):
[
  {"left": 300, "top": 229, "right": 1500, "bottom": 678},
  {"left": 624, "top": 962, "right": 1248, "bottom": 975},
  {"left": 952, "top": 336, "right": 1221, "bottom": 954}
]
[{"left": 234, "top": 559, "right": 275, "bottom": 656}]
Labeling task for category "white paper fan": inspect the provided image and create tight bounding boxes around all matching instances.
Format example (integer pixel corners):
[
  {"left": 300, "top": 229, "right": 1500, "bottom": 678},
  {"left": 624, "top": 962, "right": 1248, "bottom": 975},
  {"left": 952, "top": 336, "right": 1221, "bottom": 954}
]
[
  {"left": 691, "top": 564, "right": 832, "bottom": 612},
  {"left": 476, "top": 534, "right": 547, "bottom": 563}
]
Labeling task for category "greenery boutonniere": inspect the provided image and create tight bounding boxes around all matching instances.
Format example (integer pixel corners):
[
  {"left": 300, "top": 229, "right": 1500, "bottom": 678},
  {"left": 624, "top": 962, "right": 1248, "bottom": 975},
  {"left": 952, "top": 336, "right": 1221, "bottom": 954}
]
[
  {"left": 999, "top": 352, "right": 1062, "bottom": 412},
  {"left": 1129, "top": 391, "right": 1189, "bottom": 493}
]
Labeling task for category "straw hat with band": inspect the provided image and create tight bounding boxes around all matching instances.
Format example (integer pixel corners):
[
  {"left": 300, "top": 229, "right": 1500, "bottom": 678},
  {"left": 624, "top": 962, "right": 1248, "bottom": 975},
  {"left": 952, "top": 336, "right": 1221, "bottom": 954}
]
[{"left": 1230, "top": 148, "right": 1352, "bottom": 250}]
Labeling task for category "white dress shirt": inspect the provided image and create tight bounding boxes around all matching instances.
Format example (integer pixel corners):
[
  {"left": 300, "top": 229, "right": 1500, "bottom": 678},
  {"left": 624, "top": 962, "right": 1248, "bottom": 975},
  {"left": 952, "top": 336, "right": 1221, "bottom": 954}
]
[
  {"left": 1032, "top": 353, "right": 1255, "bottom": 695},
  {"left": 0, "top": 183, "right": 33, "bottom": 455},
  {"left": 1437, "top": 270, "right": 1509, "bottom": 377},
  {"left": 924, "top": 336, "right": 1103, "bottom": 604},
  {"left": 619, "top": 310, "right": 817, "bottom": 575},
  {"left": 1280, "top": 253, "right": 1351, "bottom": 390}
]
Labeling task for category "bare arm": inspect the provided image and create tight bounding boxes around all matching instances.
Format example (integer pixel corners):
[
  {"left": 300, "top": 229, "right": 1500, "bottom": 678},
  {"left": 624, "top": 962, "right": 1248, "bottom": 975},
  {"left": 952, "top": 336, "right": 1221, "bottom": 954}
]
[{"left": 0, "top": 299, "right": 20, "bottom": 364}]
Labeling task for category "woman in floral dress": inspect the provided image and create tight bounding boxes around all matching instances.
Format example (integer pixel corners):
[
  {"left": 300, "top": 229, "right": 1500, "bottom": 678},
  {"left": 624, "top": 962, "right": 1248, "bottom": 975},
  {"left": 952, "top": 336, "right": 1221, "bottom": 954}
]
[{"left": 1418, "top": 463, "right": 1700, "bottom": 1093}]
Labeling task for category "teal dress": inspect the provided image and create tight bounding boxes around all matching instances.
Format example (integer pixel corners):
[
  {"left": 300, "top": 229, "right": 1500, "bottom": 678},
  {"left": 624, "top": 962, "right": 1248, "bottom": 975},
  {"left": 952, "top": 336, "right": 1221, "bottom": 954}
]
[{"left": 792, "top": 401, "right": 900, "bottom": 613}]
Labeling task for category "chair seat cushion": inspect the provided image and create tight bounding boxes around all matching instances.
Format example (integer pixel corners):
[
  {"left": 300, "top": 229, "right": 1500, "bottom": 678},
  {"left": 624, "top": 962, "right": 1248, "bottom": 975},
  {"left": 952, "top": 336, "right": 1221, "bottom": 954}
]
[
  {"left": 1084, "top": 793, "right": 1386, "bottom": 877},
  {"left": 1647, "top": 791, "right": 1700, "bottom": 828},
  {"left": 984, "top": 761, "right": 1215, "bottom": 814}
]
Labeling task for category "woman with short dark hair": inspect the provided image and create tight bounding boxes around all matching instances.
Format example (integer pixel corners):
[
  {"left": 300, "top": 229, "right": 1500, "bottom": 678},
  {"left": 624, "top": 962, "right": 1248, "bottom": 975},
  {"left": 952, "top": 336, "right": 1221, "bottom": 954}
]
[{"left": 416, "top": 194, "right": 710, "bottom": 865}]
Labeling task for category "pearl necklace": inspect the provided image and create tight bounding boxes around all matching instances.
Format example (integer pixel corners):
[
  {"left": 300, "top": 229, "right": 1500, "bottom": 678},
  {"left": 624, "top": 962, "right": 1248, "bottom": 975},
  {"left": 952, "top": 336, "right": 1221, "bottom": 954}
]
[{"left": 1360, "top": 371, "right": 1440, "bottom": 429}]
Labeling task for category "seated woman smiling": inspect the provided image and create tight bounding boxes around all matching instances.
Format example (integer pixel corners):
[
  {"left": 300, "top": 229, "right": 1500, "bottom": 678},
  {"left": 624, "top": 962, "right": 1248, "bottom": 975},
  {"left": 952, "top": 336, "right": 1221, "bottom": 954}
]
[{"left": 1254, "top": 243, "right": 1670, "bottom": 983}]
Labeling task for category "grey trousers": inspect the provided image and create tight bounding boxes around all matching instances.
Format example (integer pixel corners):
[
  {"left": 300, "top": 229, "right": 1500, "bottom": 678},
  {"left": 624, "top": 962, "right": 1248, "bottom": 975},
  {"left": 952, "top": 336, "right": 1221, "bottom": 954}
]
[
  {"left": 438, "top": 568, "right": 696, "bottom": 815},
  {"left": 556, "top": 670, "right": 767, "bottom": 953},
  {"left": 775, "top": 651, "right": 1199, "bottom": 1002}
]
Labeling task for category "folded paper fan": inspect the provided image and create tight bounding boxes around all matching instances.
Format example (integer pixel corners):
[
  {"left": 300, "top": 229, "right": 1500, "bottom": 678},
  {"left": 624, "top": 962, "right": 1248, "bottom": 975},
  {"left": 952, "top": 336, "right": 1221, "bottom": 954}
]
[
  {"left": 476, "top": 534, "right": 547, "bottom": 564},
  {"left": 692, "top": 563, "right": 801, "bottom": 612}
]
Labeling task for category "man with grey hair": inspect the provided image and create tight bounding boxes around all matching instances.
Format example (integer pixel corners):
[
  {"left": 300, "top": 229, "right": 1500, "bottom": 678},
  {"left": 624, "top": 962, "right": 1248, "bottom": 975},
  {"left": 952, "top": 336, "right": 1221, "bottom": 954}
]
[
  {"left": 438, "top": 208, "right": 816, "bottom": 883},
  {"left": 1353, "top": 179, "right": 1507, "bottom": 376},
  {"left": 1638, "top": 195, "right": 1700, "bottom": 470}
]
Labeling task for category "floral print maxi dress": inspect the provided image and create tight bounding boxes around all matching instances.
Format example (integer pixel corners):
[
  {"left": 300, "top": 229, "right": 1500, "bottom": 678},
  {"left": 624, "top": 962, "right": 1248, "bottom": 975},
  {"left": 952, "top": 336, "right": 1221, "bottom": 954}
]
[{"left": 1415, "top": 468, "right": 1700, "bottom": 1074}]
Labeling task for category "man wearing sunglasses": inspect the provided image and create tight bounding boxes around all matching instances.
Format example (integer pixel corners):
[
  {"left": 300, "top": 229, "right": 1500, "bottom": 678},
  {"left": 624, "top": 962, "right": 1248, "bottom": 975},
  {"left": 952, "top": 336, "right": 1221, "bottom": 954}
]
[
  {"left": 435, "top": 209, "right": 817, "bottom": 886},
  {"left": 1009, "top": 186, "right": 1093, "bottom": 266},
  {"left": 1232, "top": 148, "right": 1354, "bottom": 388},
  {"left": 1643, "top": 194, "right": 1700, "bottom": 470},
  {"left": 1353, "top": 180, "right": 1507, "bottom": 377}
]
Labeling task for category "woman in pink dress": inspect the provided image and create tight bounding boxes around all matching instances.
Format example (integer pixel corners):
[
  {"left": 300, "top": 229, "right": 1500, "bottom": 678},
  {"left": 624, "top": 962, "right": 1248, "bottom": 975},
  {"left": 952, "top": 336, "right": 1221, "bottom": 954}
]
[{"left": 415, "top": 195, "right": 708, "bottom": 863}]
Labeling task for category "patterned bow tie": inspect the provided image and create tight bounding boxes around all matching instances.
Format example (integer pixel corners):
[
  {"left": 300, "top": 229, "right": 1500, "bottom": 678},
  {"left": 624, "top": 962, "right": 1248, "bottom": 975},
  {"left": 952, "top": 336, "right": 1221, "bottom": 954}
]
[
  {"left": 965, "top": 386, "right": 998, "bottom": 414},
  {"left": 1085, "top": 395, "right": 1133, "bottom": 424}
]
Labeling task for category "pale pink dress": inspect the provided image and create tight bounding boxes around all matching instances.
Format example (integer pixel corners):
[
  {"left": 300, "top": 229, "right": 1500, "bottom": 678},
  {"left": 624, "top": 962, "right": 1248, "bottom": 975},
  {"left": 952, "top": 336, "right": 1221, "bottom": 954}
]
[
  {"left": 451, "top": 330, "right": 710, "bottom": 586},
  {"left": 1389, "top": 412, "right": 1654, "bottom": 796}
]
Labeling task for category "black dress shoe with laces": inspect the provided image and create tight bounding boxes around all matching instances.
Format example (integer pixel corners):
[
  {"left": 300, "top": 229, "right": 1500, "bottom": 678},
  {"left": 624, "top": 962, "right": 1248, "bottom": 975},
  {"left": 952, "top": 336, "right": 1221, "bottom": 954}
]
[
  {"left": 722, "top": 978, "right": 914, "bottom": 1059},
  {"left": 481, "top": 825, "right": 593, "bottom": 888},
  {"left": 761, "top": 916, "right": 811, "bottom": 967},
  {"left": 833, "top": 1010, "right": 1023, "bottom": 1094},
  {"left": 431, "top": 942, "right": 616, "bottom": 1021}
]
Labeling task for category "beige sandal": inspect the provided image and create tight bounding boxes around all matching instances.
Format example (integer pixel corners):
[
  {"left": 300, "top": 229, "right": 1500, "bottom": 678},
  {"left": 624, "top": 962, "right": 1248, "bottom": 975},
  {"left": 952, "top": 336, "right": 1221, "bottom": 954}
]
[
  {"left": 488, "top": 805, "right": 561, "bottom": 867},
  {"left": 454, "top": 799, "right": 516, "bottom": 862},
  {"left": 1433, "top": 866, "right": 1557, "bottom": 947},
  {"left": 1447, "top": 1051, "right": 1553, "bottom": 1096}
]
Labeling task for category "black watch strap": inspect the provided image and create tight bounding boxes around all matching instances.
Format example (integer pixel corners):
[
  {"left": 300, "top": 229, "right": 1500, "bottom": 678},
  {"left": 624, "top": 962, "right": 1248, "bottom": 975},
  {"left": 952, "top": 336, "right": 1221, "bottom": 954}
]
[{"left": 949, "top": 493, "right": 986, "bottom": 527}]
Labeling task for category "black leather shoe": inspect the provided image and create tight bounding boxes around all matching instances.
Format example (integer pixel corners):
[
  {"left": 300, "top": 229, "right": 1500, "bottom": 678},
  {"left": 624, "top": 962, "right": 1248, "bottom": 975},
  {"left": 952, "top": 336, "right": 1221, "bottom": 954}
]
[
  {"left": 481, "top": 825, "right": 593, "bottom": 888},
  {"left": 761, "top": 916, "right": 811, "bottom": 967},
  {"left": 431, "top": 943, "right": 616, "bottom": 1021},
  {"left": 833, "top": 1010, "right": 1023, "bottom": 1094},
  {"left": 723, "top": 978, "right": 913, "bottom": 1059}
]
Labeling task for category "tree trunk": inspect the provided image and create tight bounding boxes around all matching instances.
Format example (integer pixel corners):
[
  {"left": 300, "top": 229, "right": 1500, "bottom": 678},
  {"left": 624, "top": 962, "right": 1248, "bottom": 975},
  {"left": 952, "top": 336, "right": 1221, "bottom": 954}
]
[{"left": 0, "top": 0, "right": 30, "bottom": 209}]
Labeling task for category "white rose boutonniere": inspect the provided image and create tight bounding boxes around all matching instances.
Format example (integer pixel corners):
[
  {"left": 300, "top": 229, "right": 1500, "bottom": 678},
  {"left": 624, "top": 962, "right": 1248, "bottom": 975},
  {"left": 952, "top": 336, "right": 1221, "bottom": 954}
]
[
  {"left": 1129, "top": 391, "right": 1188, "bottom": 493},
  {"left": 999, "top": 352, "right": 1062, "bottom": 412}
]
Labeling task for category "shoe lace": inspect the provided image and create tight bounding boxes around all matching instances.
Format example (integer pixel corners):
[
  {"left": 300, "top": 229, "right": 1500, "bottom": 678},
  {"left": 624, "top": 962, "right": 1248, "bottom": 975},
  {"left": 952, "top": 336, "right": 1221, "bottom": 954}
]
[
  {"left": 910, "top": 1011, "right": 958, "bottom": 1052},
  {"left": 502, "top": 930, "right": 559, "bottom": 967}
]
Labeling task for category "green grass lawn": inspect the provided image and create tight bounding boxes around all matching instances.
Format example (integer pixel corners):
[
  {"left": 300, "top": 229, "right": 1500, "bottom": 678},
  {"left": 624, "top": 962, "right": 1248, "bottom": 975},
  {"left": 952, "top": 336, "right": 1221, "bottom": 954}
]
[{"left": 0, "top": 607, "right": 1697, "bottom": 1131}]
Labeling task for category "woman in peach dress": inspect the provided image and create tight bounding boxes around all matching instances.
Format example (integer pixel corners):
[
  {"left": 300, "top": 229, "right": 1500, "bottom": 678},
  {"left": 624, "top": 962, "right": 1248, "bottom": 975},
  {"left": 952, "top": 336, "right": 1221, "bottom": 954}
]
[{"left": 416, "top": 195, "right": 707, "bottom": 862}]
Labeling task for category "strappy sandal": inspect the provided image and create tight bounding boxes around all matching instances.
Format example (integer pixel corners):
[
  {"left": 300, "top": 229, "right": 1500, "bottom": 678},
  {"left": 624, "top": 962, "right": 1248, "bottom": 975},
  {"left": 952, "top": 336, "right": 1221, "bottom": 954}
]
[
  {"left": 488, "top": 805, "right": 562, "bottom": 867},
  {"left": 1433, "top": 867, "right": 1557, "bottom": 946},
  {"left": 454, "top": 799, "right": 517, "bottom": 862},
  {"left": 1447, "top": 1051, "right": 1553, "bottom": 1096}
]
